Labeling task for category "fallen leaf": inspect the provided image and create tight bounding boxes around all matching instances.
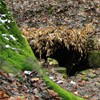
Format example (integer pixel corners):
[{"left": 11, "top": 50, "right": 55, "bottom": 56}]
[
  {"left": 0, "top": 91, "right": 9, "bottom": 99},
  {"left": 31, "top": 78, "right": 39, "bottom": 82},
  {"left": 56, "top": 80, "right": 63, "bottom": 84},
  {"left": 0, "top": 91, "right": 4, "bottom": 98},
  {"left": 49, "top": 76, "right": 54, "bottom": 80},
  {"left": 83, "top": 95, "right": 89, "bottom": 99},
  {"left": 74, "top": 91, "right": 79, "bottom": 95},
  {"left": 0, "top": 70, "right": 7, "bottom": 78},
  {"left": 34, "top": 95, "right": 39, "bottom": 100},
  {"left": 8, "top": 97, "right": 15, "bottom": 100},
  {"left": 47, "top": 89, "right": 58, "bottom": 97}
]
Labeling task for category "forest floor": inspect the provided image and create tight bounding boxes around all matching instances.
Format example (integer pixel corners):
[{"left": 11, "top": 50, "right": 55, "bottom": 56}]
[
  {"left": 1, "top": 0, "right": 100, "bottom": 100},
  {"left": 0, "top": 64, "right": 100, "bottom": 100}
]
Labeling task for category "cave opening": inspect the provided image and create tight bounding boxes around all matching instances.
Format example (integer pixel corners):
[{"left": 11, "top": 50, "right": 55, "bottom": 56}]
[
  {"left": 32, "top": 46, "right": 90, "bottom": 76},
  {"left": 49, "top": 47, "right": 90, "bottom": 76}
]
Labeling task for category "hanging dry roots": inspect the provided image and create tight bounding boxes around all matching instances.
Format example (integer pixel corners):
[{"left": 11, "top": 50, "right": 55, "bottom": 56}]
[{"left": 21, "top": 23, "right": 94, "bottom": 59}]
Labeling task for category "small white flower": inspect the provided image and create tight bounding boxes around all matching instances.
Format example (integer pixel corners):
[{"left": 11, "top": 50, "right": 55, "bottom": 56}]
[
  {"left": 1, "top": 14, "right": 6, "bottom": 17},
  {"left": 0, "top": 18, "right": 7, "bottom": 23},
  {"left": 11, "top": 47, "right": 17, "bottom": 50},
  {"left": 7, "top": 26, "right": 10, "bottom": 29},
  {"left": 5, "top": 45, "right": 10, "bottom": 48},
  {"left": 10, "top": 35, "right": 16, "bottom": 40},
  {"left": 7, "top": 20, "right": 11, "bottom": 23},
  {"left": 4, "top": 37, "right": 9, "bottom": 40},
  {"left": 2, "top": 34, "right": 7, "bottom": 36}
]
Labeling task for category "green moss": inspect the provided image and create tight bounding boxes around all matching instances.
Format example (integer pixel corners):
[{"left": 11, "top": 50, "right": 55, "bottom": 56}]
[
  {"left": 42, "top": 70, "right": 84, "bottom": 100},
  {"left": 55, "top": 67, "right": 66, "bottom": 74},
  {"left": 87, "top": 51, "right": 100, "bottom": 68},
  {"left": 0, "top": 0, "right": 37, "bottom": 73},
  {"left": 82, "top": 76, "right": 89, "bottom": 81},
  {"left": 81, "top": 70, "right": 89, "bottom": 75}
]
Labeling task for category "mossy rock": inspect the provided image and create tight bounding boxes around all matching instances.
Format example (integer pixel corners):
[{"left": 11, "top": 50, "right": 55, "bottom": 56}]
[
  {"left": 47, "top": 57, "right": 59, "bottom": 67},
  {"left": 80, "top": 70, "right": 89, "bottom": 75},
  {"left": 54, "top": 67, "right": 66, "bottom": 74},
  {"left": 0, "top": 0, "right": 38, "bottom": 74},
  {"left": 87, "top": 51, "right": 100, "bottom": 68}
]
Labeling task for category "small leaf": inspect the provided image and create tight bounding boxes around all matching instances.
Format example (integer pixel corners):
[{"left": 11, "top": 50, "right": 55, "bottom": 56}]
[
  {"left": 31, "top": 78, "right": 39, "bottom": 82},
  {"left": 47, "top": 89, "right": 58, "bottom": 97}
]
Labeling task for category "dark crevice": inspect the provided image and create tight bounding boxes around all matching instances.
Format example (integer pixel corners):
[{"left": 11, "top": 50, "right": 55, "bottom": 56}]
[
  {"left": 32, "top": 47, "right": 90, "bottom": 76},
  {"left": 49, "top": 48, "right": 90, "bottom": 76}
]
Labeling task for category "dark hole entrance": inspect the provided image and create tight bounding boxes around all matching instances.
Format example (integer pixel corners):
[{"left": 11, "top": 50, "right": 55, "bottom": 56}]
[
  {"left": 49, "top": 48, "right": 89, "bottom": 76},
  {"left": 32, "top": 47, "right": 90, "bottom": 76}
]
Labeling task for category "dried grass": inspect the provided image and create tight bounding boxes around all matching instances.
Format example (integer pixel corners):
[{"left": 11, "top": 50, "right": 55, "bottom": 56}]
[{"left": 21, "top": 23, "right": 94, "bottom": 59}]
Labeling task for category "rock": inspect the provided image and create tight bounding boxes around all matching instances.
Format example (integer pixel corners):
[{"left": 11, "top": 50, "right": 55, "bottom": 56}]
[
  {"left": 82, "top": 76, "right": 89, "bottom": 81},
  {"left": 47, "top": 58, "right": 59, "bottom": 67},
  {"left": 87, "top": 51, "right": 100, "bottom": 68},
  {"left": 24, "top": 71, "right": 32, "bottom": 75},
  {"left": 88, "top": 73, "right": 96, "bottom": 78},
  {"left": 70, "top": 81, "right": 77, "bottom": 85},
  {"left": 54, "top": 67, "right": 66, "bottom": 75},
  {"left": 80, "top": 70, "right": 89, "bottom": 75}
]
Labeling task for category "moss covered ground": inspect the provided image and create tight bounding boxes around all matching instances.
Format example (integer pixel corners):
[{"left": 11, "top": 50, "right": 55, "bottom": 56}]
[
  {"left": 0, "top": 0, "right": 38, "bottom": 74},
  {"left": 87, "top": 51, "right": 100, "bottom": 68}
]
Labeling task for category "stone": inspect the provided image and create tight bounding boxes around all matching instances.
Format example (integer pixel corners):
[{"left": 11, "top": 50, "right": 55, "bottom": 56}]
[
  {"left": 88, "top": 73, "right": 96, "bottom": 78},
  {"left": 47, "top": 58, "right": 59, "bottom": 67},
  {"left": 82, "top": 76, "right": 89, "bottom": 81},
  {"left": 54, "top": 67, "right": 66, "bottom": 74},
  {"left": 87, "top": 51, "right": 100, "bottom": 68}
]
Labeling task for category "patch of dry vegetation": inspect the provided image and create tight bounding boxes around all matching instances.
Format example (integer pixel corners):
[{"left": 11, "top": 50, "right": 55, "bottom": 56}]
[{"left": 21, "top": 23, "right": 93, "bottom": 59}]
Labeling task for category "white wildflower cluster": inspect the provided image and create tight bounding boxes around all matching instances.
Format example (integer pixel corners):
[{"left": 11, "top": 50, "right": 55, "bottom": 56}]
[
  {"left": 9, "top": 35, "right": 16, "bottom": 40},
  {"left": 5, "top": 44, "right": 17, "bottom": 50},
  {"left": 2, "top": 34, "right": 9, "bottom": 40},
  {"left": 0, "top": 14, "right": 11, "bottom": 24},
  {"left": 2, "top": 33, "right": 16, "bottom": 41},
  {"left": 4, "top": 37, "right": 9, "bottom": 40},
  {"left": 5, "top": 44, "right": 10, "bottom": 48},
  {"left": 6, "top": 26, "right": 10, "bottom": 29}
]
